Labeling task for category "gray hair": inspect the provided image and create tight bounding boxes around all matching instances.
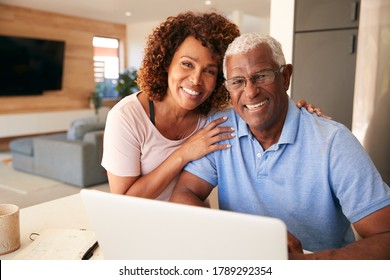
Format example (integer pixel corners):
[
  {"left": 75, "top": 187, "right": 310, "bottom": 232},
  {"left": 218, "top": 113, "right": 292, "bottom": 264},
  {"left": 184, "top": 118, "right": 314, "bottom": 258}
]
[{"left": 223, "top": 33, "right": 286, "bottom": 77}]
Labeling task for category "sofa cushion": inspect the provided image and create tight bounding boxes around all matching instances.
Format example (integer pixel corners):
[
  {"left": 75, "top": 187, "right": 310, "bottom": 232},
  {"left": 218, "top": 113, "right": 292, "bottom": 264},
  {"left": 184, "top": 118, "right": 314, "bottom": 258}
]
[
  {"left": 67, "top": 117, "right": 105, "bottom": 141},
  {"left": 9, "top": 137, "right": 34, "bottom": 156}
]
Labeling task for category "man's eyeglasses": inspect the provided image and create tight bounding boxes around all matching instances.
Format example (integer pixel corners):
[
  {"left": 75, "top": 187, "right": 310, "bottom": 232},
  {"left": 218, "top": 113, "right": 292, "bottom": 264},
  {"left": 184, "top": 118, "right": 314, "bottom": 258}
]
[{"left": 224, "top": 65, "right": 285, "bottom": 92}]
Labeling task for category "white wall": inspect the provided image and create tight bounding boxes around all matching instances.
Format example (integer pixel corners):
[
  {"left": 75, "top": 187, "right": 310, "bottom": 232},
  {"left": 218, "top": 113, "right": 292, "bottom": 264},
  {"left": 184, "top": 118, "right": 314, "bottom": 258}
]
[
  {"left": 352, "top": 0, "right": 390, "bottom": 141},
  {"left": 269, "top": 0, "right": 295, "bottom": 64},
  {"left": 228, "top": 10, "right": 270, "bottom": 34},
  {"left": 352, "top": 0, "right": 390, "bottom": 184},
  {"left": 125, "top": 12, "right": 270, "bottom": 70},
  {"left": 126, "top": 20, "right": 160, "bottom": 69},
  {"left": 269, "top": 0, "right": 295, "bottom": 96}
]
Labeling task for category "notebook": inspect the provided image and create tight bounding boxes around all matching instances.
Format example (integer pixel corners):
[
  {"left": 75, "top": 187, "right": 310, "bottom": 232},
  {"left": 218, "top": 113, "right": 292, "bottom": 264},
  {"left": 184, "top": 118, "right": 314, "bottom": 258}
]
[
  {"left": 13, "top": 228, "right": 96, "bottom": 260},
  {"left": 80, "top": 189, "right": 288, "bottom": 260}
]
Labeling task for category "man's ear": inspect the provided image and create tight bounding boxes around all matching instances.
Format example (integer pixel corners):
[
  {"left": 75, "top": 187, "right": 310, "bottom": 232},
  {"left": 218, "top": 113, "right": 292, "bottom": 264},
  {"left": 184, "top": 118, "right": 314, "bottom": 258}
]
[{"left": 282, "top": 64, "right": 293, "bottom": 91}]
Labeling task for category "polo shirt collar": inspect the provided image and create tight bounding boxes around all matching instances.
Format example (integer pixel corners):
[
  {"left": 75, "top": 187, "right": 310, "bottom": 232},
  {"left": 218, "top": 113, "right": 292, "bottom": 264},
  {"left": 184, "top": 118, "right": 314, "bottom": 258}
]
[
  {"left": 279, "top": 97, "right": 300, "bottom": 145},
  {"left": 237, "top": 112, "right": 250, "bottom": 138}
]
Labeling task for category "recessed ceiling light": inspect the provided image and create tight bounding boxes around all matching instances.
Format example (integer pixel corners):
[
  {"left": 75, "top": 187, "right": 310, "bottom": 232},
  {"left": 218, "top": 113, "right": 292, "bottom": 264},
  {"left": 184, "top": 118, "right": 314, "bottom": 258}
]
[
  {"left": 205, "top": 0, "right": 212, "bottom": 5},
  {"left": 125, "top": 11, "right": 132, "bottom": 17}
]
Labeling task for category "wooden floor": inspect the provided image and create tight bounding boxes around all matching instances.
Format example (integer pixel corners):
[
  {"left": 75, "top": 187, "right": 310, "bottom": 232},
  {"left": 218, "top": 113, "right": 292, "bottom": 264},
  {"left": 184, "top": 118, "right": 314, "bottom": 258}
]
[{"left": 0, "top": 151, "right": 109, "bottom": 208}]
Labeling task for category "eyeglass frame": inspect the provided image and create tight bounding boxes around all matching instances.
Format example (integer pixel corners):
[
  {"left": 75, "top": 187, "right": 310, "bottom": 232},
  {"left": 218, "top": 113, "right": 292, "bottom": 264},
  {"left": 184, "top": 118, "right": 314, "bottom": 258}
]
[{"left": 224, "top": 65, "right": 286, "bottom": 92}]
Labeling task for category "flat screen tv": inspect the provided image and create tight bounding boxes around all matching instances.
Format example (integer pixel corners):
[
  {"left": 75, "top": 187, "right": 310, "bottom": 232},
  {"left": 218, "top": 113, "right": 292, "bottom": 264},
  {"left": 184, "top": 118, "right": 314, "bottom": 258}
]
[{"left": 0, "top": 35, "right": 65, "bottom": 96}]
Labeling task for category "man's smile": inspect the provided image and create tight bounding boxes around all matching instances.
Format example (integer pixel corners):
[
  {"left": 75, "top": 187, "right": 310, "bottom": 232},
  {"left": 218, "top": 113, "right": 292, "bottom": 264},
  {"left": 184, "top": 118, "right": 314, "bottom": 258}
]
[{"left": 245, "top": 98, "right": 269, "bottom": 110}]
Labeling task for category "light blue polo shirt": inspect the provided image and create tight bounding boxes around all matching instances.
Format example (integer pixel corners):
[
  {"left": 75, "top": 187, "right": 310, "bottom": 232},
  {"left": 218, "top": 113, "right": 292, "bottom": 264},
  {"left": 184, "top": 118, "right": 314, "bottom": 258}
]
[{"left": 184, "top": 97, "right": 390, "bottom": 252}]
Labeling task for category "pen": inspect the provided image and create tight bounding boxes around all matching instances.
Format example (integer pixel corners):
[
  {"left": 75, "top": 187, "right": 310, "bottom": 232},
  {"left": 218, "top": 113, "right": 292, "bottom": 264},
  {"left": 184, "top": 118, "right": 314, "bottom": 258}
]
[{"left": 82, "top": 241, "right": 99, "bottom": 260}]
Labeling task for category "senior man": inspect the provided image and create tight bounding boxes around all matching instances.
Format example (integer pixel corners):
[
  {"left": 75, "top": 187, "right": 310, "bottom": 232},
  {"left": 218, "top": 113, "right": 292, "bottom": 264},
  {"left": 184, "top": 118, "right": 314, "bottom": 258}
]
[{"left": 170, "top": 33, "right": 390, "bottom": 259}]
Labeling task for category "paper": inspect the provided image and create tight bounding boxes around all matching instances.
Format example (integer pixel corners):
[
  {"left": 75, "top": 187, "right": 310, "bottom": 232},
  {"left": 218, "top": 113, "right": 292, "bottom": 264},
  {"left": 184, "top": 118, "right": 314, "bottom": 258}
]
[{"left": 13, "top": 228, "right": 96, "bottom": 260}]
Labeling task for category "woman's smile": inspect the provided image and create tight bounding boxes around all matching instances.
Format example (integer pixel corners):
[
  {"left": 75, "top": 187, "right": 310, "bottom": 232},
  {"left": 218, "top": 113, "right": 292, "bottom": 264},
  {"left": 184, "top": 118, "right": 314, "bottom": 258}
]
[{"left": 182, "top": 86, "right": 201, "bottom": 97}]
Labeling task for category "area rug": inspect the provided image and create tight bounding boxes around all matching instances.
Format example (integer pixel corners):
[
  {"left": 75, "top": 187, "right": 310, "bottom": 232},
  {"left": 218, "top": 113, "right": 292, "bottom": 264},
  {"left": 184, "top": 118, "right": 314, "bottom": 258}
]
[{"left": 0, "top": 163, "right": 63, "bottom": 195}]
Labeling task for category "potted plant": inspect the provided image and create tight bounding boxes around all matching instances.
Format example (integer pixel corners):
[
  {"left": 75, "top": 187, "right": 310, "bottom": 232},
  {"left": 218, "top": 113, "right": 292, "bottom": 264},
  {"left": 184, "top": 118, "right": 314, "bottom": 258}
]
[
  {"left": 90, "top": 84, "right": 104, "bottom": 115},
  {"left": 116, "top": 68, "right": 139, "bottom": 99}
]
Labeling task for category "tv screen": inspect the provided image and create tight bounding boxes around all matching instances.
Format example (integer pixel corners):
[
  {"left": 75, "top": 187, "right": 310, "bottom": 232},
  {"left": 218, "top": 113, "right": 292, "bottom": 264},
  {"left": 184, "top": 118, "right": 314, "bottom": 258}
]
[{"left": 0, "top": 35, "right": 65, "bottom": 96}]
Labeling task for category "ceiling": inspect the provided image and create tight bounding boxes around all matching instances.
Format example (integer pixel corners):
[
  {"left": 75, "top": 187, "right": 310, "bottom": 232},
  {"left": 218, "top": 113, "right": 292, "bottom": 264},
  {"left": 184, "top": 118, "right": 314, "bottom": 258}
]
[{"left": 1, "top": 0, "right": 270, "bottom": 25}]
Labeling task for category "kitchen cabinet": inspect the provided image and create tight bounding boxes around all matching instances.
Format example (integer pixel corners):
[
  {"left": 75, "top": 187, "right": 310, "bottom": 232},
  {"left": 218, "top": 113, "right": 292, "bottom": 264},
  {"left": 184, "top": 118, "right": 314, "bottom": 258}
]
[{"left": 292, "top": 0, "right": 360, "bottom": 129}]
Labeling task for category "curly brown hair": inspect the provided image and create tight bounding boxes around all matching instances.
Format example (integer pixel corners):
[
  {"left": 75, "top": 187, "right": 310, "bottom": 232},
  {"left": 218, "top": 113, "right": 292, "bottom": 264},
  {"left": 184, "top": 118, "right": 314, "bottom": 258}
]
[{"left": 136, "top": 11, "right": 240, "bottom": 115}]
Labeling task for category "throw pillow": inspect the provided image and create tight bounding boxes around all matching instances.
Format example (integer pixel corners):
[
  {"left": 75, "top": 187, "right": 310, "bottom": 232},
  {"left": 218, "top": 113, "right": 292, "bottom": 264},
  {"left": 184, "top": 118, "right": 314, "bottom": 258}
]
[{"left": 67, "top": 117, "right": 105, "bottom": 141}]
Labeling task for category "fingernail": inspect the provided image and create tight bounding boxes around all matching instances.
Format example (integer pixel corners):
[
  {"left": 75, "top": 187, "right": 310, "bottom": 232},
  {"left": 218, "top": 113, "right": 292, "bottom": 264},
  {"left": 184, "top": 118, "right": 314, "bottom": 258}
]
[
  {"left": 231, "top": 133, "right": 236, "bottom": 137},
  {"left": 226, "top": 144, "right": 231, "bottom": 148},
  {"left": 223, "top": 116, "right": 228, "bottom": 120},
  {"left": 230, "top": 127, "right": 235, "bottom": 131}
]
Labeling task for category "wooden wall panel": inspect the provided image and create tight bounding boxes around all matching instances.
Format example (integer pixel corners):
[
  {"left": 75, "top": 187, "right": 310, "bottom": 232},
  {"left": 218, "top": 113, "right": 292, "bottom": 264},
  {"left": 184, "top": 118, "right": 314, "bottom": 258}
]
[{"left": 0, "top": 4, "right": 126, "bottom": 114}]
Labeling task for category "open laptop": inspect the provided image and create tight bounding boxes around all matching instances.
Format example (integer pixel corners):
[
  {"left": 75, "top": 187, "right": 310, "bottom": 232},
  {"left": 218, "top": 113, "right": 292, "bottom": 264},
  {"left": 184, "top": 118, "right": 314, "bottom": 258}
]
[{"left": 80, "top": 189, "right": 288, "bottom": 260}]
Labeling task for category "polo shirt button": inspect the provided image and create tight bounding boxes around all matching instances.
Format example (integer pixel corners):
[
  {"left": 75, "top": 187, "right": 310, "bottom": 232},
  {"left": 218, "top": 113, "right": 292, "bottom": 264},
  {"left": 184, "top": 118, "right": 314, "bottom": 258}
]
[{"left": 257, "top": 152, "right": 262, "bottom": 158}]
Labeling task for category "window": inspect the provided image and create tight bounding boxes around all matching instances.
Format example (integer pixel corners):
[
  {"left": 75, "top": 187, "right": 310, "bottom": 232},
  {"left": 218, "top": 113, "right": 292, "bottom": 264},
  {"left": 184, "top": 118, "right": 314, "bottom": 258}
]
[{"left": 93, "top": 36, "right": 119, "bottom": 99}]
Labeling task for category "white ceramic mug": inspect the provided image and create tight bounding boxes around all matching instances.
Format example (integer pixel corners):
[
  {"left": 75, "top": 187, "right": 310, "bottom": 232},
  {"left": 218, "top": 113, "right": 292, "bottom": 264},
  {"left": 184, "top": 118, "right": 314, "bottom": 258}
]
[{"left": 0, "top": 204, "right": 20, "bottom": 255}]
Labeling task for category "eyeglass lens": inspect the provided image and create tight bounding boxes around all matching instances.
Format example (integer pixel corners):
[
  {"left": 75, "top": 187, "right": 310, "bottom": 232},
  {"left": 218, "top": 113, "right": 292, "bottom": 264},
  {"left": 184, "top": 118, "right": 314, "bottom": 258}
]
[{"left": 225, "top": 66, "right": 284, "bottom": 92}]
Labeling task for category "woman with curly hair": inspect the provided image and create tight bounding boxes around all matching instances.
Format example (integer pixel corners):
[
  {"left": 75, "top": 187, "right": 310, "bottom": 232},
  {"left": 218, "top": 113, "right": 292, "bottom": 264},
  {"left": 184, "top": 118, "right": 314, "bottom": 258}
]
[
  {"left": 102, "top": 11, "right": 320, "bottom": 201},
  {"left": 102, "top": 12, "right": 240, "bottom": 200}
]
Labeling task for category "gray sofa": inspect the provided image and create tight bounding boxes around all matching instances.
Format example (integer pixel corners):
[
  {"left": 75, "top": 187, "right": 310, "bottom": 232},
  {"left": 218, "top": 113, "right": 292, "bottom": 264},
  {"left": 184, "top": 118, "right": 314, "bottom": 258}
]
[{"left": 9, "top": 117, "right": 107, "bottom": 187}]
